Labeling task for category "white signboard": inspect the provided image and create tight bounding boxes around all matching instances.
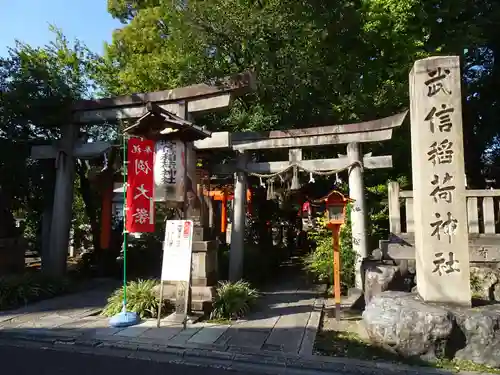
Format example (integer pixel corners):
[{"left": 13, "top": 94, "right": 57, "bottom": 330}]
[{"left": 160, "top": 220, "right": 194, "bottom": 282}]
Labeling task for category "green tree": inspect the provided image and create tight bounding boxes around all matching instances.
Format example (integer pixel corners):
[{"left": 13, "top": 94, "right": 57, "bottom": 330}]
[
  {"left": 96, "top": 0, "right": 500, "bottom": 246},
  {"left": 0, "top": 27, "right": 104, "bottom": 251}
]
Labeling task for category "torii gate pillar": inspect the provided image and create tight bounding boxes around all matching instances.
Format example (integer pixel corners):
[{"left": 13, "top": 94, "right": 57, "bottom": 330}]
[
  {"left": 347, "top": 142, "right": 368, "bottom": 291},
  {"left": 47, "top": 124, "right": 79, "bottom": 276},
  {"left": 31, "top": 130, "right": 113, "bottom": 276},
  {"left": 229, "top": 151, "right": 248, "bottom": 282}
]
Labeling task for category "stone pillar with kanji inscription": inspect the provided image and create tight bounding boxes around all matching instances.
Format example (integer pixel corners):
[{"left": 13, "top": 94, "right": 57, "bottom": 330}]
[{"left": 409, "top": 56, "right": 471, "bottom": 306}]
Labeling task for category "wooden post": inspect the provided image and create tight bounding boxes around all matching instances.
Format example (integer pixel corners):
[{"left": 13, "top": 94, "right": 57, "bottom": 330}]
[
  {"left": 221, "top": 190, "right": 227, "bottom": 234},
  {"left": 247, "top": 187, "right": 252, "bottom": 215},
  {"left": 179, "top": 103, "right": 192, "bottom": 327},
  {"left": 332, "top": 224, "right": 342, "bottom": 321}
]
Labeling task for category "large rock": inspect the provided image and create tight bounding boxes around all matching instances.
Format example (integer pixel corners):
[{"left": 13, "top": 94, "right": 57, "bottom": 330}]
[
  {"left": 363, "top": 262, "right": 415, "bottom": 305},
  {"left": 363, "top": 290, "right": 500, "bottom": 367},
  {"left": 362, "top": 291, "right": 453, "bottom": 360},
  {"left": 452, "top": 304, "right": 500, "bottom": 368},
  {"left": 495, "top": 284, "right": 500, "bottom": 301},
  {"left": 364, "top": 264, "right": 398, "bottom": 305},
  {"left": 470, "top": 266, "right": 500, "bottom": 301}
]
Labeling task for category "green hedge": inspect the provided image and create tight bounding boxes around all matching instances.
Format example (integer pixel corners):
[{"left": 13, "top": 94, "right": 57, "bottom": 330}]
[{"left": 0, "top": 272, "right": 72, "bottom": 311}]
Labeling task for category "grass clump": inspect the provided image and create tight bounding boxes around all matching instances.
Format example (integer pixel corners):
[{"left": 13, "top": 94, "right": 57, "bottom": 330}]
[
  {"left": 210, "top": 280, "right": 259, "bottom": 320},
  {"left": 101, "top": 279, "right": 169, "bottom": 319}
]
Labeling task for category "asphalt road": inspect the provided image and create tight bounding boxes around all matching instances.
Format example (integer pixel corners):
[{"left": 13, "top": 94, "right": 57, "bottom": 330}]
[{"left": 0, "top": 344, "right": 258, "bottom": 375}]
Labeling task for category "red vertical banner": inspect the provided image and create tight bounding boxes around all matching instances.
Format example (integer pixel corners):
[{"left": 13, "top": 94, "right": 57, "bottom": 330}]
[{"left": 126, "top": 137, "right": 155, "bottom": 233}]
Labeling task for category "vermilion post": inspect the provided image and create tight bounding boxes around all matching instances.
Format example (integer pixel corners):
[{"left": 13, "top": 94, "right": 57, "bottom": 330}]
[
  {"left": 221, "top": 191, "right": 228, "bottom": 233},
  {"left": 332, "top": 224, "right": 342, "bottom": 321}
]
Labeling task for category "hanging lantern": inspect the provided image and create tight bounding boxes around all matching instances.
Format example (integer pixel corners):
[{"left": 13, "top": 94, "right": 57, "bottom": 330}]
[
  {"left": 290, "top": 166, "right": 301, "bottom": 191},
  {"left": 324, "top": 191, "right": 352, "bottom": 229},
  {"left": 153, "top": 139, "right": 190, "bottom": 204}
]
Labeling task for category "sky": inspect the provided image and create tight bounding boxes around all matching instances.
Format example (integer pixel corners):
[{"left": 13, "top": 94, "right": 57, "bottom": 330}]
[{"left": 0, "top": 0, "right": 122, "bottom": 57}]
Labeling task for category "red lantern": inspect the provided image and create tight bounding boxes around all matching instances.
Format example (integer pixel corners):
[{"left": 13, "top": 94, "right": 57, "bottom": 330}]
[
  {"left": 324, "top": 191, "right": 350, "bottom": 229},
  {"left": 318, "top": 190, "right": 353, "bottom": 322}
]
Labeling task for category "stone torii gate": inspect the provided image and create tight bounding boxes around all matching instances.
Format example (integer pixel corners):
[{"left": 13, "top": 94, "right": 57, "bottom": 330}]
[
  {"left": 207, "top": 111, "right": 408, "bottom": 290},
  {"left": 38, "top": 72, "right": 255, "bottom": 276}
]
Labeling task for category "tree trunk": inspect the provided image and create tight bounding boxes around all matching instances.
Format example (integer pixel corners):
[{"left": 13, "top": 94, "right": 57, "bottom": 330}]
[{"left": 76, "top": 162, "right": 101, "bottom": 252}]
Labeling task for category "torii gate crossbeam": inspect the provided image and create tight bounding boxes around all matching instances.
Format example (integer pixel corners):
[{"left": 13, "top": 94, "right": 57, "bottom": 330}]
[
  {"left": 203, "top": 111, "right": 408, "bottom": 289},
  {"left": 40, "top": 72, "right": 255, "bottom": 277}
]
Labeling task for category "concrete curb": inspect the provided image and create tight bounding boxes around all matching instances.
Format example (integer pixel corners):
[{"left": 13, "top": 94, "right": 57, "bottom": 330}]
[
  {"left": 0, "top": 331, "right": 464, "bottom": 375},
  {"left": 298, "top": 295, "right": 324, "bottom": 356}
]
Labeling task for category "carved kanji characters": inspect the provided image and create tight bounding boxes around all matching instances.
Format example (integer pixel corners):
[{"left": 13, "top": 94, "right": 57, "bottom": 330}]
[
  {"left": 425, "top": 67, "right": 452, "bottom": 97},
  {"left": 430, "top": 173, "right": 455, "bottom": 203},
  {"left": 425, "top": 104, "right": 454, "bottom": 133},
  {"left": 428, "top": 139, "right": 454, "bottom": 165}
]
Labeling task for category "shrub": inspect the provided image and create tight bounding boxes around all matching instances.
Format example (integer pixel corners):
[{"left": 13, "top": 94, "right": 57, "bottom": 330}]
[
  {"left": 210, "top": 280, "right": 259, "bottom": 320},
  {"left": 303, "top": 204, "right": 356, "bottom": 293},
  {"left": 101, "top": 279, "right": 168, "bottom": 319},
  {"left": 0, "top": 272, "right": 72, "bottom": 310}
]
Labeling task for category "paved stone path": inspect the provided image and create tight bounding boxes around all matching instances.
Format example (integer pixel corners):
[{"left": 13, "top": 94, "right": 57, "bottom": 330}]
[
  {"left": 0, "top": 272, "right": 474, "bottom": 375},
  {"left": 0, "top": 278, "right": 118, "bottom": 325},
  {"left": 0, "top": 259, "right": 324, "bottom": 356},
  {"left": 212, "top": 274, "right": 324, "bottom": 355}
]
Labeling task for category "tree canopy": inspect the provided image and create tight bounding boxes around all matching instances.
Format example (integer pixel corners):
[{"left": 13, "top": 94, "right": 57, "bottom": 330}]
[
  {"left": 2, "top": 0, "right": 500, "bottom": 249},
  {"left": 97, "top": 0, "right": 500, "bottom": 186},
  {"left": 0, "top": 28, "right": 101, "bottom": 245}
]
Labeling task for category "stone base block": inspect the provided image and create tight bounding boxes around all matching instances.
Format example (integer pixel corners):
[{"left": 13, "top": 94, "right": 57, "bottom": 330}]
[
  {"left": 153, "top": 283, "right": 215, "bottom": 315},
  {"left": 362, "top": 291, "right": 500, "bottom": 367}
]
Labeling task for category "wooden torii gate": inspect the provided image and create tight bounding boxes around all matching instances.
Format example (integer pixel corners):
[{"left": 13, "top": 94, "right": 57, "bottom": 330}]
[
  {"left": 37, "top": 72, "right": 255, "bottom": 276},
  {"left": 198, "top": 111, "right": 408, "bottom": 289}
]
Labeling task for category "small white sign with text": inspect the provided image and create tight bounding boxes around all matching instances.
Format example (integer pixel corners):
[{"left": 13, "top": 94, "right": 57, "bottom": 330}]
[{"left": 160, "top": 220, "right": 194, "bottom": 282}]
